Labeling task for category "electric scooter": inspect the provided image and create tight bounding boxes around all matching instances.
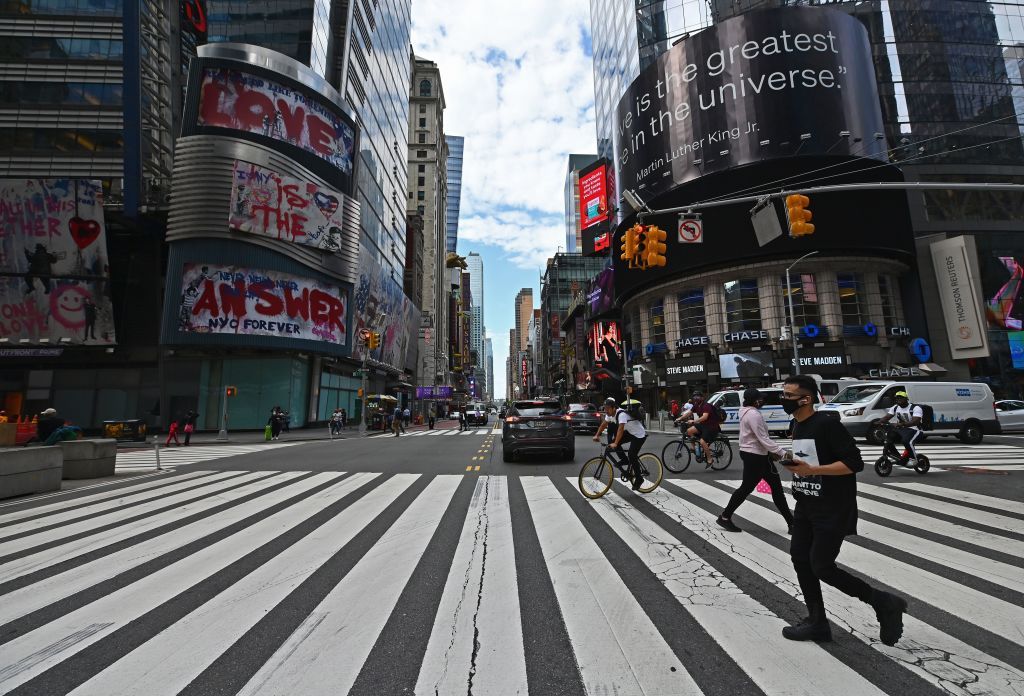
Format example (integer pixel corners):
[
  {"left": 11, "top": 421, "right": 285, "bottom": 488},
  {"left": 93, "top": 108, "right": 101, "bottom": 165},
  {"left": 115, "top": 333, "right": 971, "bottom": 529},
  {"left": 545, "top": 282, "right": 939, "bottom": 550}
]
[{"left": 874, "top": 424, "right": 930, "bottom": 476}]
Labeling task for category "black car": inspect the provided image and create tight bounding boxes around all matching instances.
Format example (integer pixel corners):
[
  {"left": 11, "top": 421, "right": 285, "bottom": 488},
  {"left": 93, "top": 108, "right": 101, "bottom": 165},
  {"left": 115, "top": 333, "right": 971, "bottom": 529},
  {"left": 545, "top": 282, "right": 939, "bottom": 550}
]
[
  {"left": 502, "top": 399, "right": 574, "bottom": 462},
  {"left": 567, "top": 403, "right": 601, "bottom": 434}
]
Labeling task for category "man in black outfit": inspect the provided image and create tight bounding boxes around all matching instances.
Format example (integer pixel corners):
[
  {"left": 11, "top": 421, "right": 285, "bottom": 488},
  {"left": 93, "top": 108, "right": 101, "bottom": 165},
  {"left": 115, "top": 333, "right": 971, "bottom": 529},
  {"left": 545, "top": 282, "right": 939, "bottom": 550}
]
[{"left": 779, "top": 375, "right": 907, "bottom": 645}]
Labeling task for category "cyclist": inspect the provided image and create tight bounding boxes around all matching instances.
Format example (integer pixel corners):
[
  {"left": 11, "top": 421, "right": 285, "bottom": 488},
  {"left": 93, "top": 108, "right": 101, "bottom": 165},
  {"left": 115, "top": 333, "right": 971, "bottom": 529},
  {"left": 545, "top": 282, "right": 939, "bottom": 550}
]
[
  {"left": 593, "top": 396, "right": 647, "bottom": 490},
  {"left": 675, "top": 391, "right": 720, "bottom": 467},
  {"left": 877, "top": 391, "right": 923, "bottom": 463}
]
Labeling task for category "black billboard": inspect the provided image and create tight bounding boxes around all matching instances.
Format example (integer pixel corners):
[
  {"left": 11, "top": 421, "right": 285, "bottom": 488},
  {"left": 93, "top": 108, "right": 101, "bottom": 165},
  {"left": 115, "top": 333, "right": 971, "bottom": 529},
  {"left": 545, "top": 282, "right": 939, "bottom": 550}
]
[
  {"left": 613, "top": 7, "right": 885, "bottom": 200},
  {"left": 664, "top": 355, "right": 709, "bottom": 383}
]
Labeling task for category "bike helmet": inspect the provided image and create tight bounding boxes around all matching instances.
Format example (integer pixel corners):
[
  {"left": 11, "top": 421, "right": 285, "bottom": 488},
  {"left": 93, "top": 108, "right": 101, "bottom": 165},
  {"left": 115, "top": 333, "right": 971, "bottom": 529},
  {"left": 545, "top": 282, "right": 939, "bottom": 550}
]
[{"left": 603, "top": 397, "right": 617, "bottom": 407}]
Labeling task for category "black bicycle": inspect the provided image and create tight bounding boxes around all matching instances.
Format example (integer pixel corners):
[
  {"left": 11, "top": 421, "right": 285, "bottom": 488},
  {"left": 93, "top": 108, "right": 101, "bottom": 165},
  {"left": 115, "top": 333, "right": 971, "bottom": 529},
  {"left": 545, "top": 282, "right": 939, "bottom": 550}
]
[
  {"left": 660, "top": 424, "right": 733, "bottom": 473},
  {"left": 578, "top": 445, "right": 663, "bottom": 499},
  {"left": 874, "top": 424, "right": 930, "bottom": 476}
]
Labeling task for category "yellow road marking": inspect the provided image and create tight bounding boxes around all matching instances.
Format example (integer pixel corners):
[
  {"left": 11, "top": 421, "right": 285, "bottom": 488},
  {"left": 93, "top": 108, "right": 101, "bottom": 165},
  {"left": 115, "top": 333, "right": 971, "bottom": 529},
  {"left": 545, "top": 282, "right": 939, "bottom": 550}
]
[
  {"left": 465, "top": 465, "right": 472, "bottom": 471},
  {"left": 474, "top": 465, "right": 480, "bottom": 471}
]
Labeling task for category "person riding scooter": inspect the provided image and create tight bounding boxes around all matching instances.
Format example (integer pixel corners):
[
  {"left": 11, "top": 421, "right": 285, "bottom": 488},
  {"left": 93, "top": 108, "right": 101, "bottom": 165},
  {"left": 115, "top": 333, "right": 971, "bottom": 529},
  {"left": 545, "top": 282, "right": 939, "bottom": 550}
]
[{"left": 878, "top": 391, "right": 923, "bottom": 463}]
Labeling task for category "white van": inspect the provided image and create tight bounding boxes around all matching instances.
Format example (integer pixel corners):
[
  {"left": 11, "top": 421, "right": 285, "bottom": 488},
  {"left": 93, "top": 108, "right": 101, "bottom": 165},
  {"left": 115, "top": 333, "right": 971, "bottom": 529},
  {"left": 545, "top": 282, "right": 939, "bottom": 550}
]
[{"left": 819, "top": 381, "right": 1000, "bottom": 444}]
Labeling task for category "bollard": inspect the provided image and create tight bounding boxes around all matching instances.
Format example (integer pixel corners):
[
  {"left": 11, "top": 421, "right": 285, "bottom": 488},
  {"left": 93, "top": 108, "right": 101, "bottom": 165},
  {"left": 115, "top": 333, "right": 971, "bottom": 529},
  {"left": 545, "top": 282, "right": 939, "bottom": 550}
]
[{"left": 152, "top": 435, "right": 163, "bottom": 471}]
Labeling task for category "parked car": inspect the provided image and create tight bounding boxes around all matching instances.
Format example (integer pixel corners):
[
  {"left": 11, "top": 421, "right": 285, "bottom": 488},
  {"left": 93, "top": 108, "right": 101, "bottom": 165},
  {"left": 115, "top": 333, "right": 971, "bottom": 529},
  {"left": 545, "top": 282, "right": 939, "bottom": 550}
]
[
  {"left": 819, "top": 381, "right": 1000, "bottom": 444},
  {"left": 502, "top": 399, "right": 574, "bottom": 462},
  {"left": 995, "top": 400, "right": 1024, "bottom": 431},
  {"left": 466, "top": 403, "right": 488, "bottom": 426},
  {"left": 566, "top": 403, "right": 601, "bottom": 434}
]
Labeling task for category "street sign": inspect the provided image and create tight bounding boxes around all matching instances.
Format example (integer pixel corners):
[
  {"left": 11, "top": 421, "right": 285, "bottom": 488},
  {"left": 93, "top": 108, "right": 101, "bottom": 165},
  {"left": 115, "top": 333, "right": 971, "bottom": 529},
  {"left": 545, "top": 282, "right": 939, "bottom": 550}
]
[
  {"left": 357, "top": 328, "right": 371, "bottom": 342},
  {"left": 750, "top": 197, "right": 784, "bottom": 247},
  {"left": 678, "top": 214, "right": 703, "bottom": 243}
]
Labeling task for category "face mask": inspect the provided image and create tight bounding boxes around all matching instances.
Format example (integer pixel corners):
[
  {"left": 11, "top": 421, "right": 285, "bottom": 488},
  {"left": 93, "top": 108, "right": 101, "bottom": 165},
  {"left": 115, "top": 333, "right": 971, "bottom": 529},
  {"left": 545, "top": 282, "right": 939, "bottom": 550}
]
[{"left": 781, "top": 397, "right": 803, "bottom": 415}]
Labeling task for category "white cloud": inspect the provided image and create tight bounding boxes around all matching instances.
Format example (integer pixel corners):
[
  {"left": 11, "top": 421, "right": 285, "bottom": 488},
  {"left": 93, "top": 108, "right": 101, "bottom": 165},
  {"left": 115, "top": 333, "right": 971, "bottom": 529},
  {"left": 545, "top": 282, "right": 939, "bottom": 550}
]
[{"left": 412, "top": 0, "right": 597, "bottom": 271}]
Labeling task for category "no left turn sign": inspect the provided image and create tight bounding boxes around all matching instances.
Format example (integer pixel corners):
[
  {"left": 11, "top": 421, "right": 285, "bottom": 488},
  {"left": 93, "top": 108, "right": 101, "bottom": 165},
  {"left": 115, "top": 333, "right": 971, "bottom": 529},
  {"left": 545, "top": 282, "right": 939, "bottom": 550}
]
[{"left": 678, "top": 216, "right": 703, "bottom": 244}]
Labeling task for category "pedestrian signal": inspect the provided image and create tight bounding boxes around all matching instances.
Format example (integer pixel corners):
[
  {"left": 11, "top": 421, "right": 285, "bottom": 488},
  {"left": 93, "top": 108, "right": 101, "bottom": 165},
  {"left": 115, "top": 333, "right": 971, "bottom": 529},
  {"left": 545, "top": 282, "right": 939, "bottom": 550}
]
[
  {"left": 643, "top": 225, "right": 667, "bottom": 268},
  {"left": 785, "top": 194, "right": 814, "bottom": 237},
  {"left": 225, "top": 386, "right": 237, "bottom": 397}
]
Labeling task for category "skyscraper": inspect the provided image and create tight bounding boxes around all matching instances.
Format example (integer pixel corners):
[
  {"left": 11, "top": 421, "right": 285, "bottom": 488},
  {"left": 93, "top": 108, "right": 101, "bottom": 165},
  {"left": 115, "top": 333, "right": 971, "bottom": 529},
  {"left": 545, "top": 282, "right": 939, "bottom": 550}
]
[
  {"left": 466, "top": 252, "right": 485, "bottom": 393},
  {"left": 514, "top": 288, "right": 534, "bottom": 353},
  {"left": 484, "top": 336, "right": 494, "bottom": 402},
  {"left": 445, "top": 135, "right": 465, "bottom": 253},
  {"left": 564, "top": 154, "right": 600, "bottom": 252}
]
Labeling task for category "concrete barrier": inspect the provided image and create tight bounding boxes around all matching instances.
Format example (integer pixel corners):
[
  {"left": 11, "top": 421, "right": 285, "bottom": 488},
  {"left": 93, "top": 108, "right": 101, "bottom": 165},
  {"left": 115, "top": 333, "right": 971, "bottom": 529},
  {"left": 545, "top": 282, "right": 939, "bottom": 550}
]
[
  {"left": 0, "top": 446, "right": 62, "bottom": 499},
  {"left": 59, "top": 439, "right": 117, "bottom": 479}
]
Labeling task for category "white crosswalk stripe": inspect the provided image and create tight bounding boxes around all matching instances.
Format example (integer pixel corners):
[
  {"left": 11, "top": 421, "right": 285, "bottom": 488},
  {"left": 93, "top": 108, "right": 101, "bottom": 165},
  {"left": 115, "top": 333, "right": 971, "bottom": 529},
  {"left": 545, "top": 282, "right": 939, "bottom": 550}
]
[
  {"left": 0, "top": 469, "right": 1021, "bottom": 696},
  {"left": 114, "top": 442, "right": 305, "bottom": 471}
]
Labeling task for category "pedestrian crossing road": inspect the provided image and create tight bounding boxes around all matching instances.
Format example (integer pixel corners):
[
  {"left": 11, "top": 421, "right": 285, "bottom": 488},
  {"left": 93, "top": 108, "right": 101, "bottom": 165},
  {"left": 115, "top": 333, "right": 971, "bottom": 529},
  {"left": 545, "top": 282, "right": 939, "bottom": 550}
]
[{"left": 0, "top": 468, "right": 1021, "bottom": 695}]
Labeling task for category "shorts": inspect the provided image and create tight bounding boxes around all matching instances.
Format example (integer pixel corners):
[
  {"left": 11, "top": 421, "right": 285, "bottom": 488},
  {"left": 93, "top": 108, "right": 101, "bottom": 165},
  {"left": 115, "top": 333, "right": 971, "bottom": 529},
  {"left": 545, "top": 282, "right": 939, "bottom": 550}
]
[{"left": 694, "top": 422, "right": 720, "bottom": 441}]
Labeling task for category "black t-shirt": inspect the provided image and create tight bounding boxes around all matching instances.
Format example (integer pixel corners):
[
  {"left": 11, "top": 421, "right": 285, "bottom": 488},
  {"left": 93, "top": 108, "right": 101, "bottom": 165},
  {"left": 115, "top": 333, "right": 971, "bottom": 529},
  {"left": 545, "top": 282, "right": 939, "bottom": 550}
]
[{"left": 789, "top": 412, "right": 864, "bottom": 535}]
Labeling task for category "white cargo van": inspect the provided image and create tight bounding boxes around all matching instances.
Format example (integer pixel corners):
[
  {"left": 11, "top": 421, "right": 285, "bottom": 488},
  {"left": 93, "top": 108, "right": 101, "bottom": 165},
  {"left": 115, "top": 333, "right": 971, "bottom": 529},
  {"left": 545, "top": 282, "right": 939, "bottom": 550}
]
[{"left": 818, "top": 381, "right": 1000, "bottom": 444}]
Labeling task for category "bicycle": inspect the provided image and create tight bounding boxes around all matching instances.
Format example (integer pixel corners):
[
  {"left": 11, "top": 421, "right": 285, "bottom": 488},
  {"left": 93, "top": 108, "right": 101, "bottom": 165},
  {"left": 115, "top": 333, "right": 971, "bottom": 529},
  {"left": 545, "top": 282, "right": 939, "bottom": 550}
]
[
  {"left": 874, "top": 424, "right": 930, "bottom": 476},
  {"left": 660, "top": 423, "right": 734, "bottom": 473},
  {"left": 578, "top": 445, "right": 664, "bottom": 499}
]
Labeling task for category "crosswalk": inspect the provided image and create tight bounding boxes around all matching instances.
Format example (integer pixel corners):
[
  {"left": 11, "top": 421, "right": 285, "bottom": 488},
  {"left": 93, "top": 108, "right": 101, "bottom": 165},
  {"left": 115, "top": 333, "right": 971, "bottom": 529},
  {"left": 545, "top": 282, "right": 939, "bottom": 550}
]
[
  {"left": 392, "top": 427, "right": 499, "bottom": 437},
  {"left": 752, "top": 438, "right": 1024, "bottom": 472},
  {"left": 0, "top": 470, "right": 1021, "bottom": 695},
  {"left": 113, "top": 442, "right": 306, "bottom": 471}
]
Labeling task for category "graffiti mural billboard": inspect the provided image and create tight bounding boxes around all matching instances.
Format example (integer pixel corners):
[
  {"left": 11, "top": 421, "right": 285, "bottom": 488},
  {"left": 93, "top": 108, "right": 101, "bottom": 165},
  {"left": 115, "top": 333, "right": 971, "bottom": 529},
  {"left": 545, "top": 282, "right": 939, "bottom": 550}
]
[
  {"left": 196, "top": 67, "right": 356, "bottom": 175},
  {"left": 228, "top": 160, "right": 346, "bottom": 251},
  {"left": 351, "top": 247, "right": 419, "bottom": 371},
  {"left": 0, "top": 179, "right": 115, "bottom": 345},
  {"left": 177, "top": 262, "right": 347, "bottom": 345}
]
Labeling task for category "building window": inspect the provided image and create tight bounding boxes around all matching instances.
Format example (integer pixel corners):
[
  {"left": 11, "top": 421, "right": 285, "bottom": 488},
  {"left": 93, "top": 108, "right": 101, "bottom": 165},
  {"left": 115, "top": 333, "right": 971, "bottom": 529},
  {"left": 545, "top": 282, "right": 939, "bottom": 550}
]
[
  {"left": 676, "top": 289, "right": 706, "bottom": 338},
  {"left": 416, "top": 190, "right": 425, "bottom": 200},
  {"left": 418, "top": 117, "right": 426, "bottom": 127},
  {"left": 419, "top": 79, "right": 431, "bottom": 96},
  {"left": 723, "top": 279, "right": 761, "bottom": 332},
  {"left": 417, "top": 133, "right": 426, "bottom": 143},
  {"left": 417, "top": 176, "right": 425, "bottom": 186},
  {"left": 878, "top": 275, "right": 902, "bottom": 328},
  {"left": 780, "top": 273, "right": 820, "bottom": 327},
  {"left": 417, "top": 205, "right": 425, "bottom": 214},
  {"left": 419, "top": 104, "right": 426, "bottom": 113},
  {"left": 417, "top": 164, "right": 425, "bottom": 172},
  {"left": 417, "top": 150, "right": 427, "bottom": 157},
  {"left": 648, "top": 301, "right": 666, "bottom": 345},
  {"left": 837, "top": 273, "right": 867, "bottom": 325},
  {"left": 408, "top": 191, "right": 413, "bottom": 200}
]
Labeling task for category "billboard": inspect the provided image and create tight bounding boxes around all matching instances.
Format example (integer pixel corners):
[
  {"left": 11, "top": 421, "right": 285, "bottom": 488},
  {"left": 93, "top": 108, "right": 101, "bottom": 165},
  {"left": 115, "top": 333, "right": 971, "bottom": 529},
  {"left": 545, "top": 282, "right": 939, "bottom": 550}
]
[
  {"left": 228, "top": 160, "right": 347, "bottom": 252},
  {"left": 719, "top": 352, "right": 774, "bottom": 380},
  {"left": 196, "top": 66, "right": 356, "bottom": 175},
  {"left": 613, "top": 7, "right": 885, "bottom": 201},
  {"left": 0, "top": 179, "right": 115, "bottom": 345},
  {"left": 578, "top": 161, "right": 609, "bottom": 230},
  {"left": 986, "top": 255, "right": 1023, "bottom": 330},
  {"left": 177, "top": 263, "right": 347, "bottom": 344},
  {"left": 586, "top": 266, "right": 616, "bottom": 318},
  {"left": 588, "top": 321, "right": 623, "bottom": 373},
  {"left": 351, "top": 246, "right": 420, "bottom": 371},
  {"left": 930, "top": 236, "right": 988, "bottom": 358}
]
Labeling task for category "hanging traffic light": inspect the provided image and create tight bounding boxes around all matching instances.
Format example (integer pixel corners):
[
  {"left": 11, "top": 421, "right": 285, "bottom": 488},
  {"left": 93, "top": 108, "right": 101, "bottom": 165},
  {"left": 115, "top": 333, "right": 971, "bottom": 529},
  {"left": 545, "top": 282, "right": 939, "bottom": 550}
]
[
  {"left": 785, "top": 194, "right": 814, "bottom": 237},
  {"left": 643, "top": 225, "right": 667, "bottom": 268},
  {"left": 620, "top": 224, "right": 642, "bottom": 267},
  {"left": 225, "top": 386, "right": 237, "bottom": 397},
  {"left": 368, "top": 332, "right": 381, "bottom": 349}
]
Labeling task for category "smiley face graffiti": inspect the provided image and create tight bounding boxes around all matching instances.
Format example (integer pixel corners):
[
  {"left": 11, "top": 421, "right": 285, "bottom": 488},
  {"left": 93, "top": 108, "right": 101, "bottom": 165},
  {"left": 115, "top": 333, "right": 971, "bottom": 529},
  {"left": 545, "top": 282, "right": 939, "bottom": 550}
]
[{"left": 49, "top": 284, "right": 91, "bottom": 329}]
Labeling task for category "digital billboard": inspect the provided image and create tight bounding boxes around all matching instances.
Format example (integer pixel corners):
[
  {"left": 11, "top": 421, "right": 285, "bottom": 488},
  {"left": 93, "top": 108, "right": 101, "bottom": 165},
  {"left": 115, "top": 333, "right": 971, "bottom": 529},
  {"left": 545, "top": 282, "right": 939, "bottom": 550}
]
[
  {"left": 586, "top": 266, "right": 615, "bottom": 318},
  {"left": 719, "top": 352, "right": 774, "bottom": 380},
  {"left": 986, "top": 255, "right": 1023, "bottom": 330},
  {"left": 578, "top": 161, "right": 609, "bottom": 230},
  {"left": 588, "top": 321, "right": 623, "bottom": 373},
  {"left": 613, "top": 7, "right": 885, "bottom": 201}
]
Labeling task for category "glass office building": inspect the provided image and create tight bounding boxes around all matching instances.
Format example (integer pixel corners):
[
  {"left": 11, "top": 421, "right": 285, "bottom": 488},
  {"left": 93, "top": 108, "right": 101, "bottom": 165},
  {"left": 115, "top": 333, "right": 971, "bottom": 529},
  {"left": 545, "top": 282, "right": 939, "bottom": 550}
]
[{"left": 445, "top": 134, "right": 465, "bottom": 253}]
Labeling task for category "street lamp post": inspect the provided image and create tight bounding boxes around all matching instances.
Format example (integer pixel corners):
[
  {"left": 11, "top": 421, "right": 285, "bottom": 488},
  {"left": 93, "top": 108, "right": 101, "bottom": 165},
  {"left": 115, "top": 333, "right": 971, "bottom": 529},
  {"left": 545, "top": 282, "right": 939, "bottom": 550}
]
[{"left": 785, "top": 250, "right": 819, "bottom": 376}]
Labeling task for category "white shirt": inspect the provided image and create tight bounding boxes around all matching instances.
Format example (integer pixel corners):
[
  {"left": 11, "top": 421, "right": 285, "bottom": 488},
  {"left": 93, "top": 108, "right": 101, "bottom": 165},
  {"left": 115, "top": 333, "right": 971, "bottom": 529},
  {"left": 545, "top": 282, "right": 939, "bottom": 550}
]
[
  {"left": 888, "top": 403, "right": 923, "bottom": 430},
  {"left": 616, "top": 409, "right": 647, "bottom": 438}
]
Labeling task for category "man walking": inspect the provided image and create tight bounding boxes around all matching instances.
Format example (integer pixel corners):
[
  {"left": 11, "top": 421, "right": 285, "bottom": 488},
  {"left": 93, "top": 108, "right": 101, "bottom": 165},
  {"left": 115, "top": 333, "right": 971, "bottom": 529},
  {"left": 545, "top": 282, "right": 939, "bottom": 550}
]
[
  {"left": 392, "top": 404, "right": 404, "bottom": 436},
  {"left": 778, "top": 375, "right": 907, "bottom": 645}
]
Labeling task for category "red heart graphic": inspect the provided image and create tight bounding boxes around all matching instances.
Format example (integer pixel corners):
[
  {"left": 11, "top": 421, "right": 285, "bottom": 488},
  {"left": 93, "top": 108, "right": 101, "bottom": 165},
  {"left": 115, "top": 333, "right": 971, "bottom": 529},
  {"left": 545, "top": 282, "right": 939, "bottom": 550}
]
[{"left": 68, "top": 217, "right": 101, "bottom": 249}]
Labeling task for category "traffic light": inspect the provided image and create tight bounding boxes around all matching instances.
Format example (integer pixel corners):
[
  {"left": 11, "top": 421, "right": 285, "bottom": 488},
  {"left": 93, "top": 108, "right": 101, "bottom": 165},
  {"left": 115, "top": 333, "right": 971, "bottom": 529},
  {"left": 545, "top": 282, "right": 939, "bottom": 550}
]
[
  {"left": 225, "top": 386, "right": 237, "bottom": 397},
  {"left": 620, "top": 224, "right": 642, "bottom": 267},
  {"left": 368, "top": 331, "right": 380, "bottom": 349},
  {"left": 785, "top": 194, "right": 814, "bottom": 237},
  {"left": 643, "top": 225, "right": 667, "bottom": 268}
]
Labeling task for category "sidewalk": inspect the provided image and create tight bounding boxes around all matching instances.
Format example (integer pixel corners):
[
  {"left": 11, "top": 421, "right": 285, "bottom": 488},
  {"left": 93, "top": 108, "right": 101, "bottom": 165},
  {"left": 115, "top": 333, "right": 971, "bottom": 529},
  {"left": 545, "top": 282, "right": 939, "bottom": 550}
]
[{"left": 117, "top": 419, "right": 460, "bottom": 448}]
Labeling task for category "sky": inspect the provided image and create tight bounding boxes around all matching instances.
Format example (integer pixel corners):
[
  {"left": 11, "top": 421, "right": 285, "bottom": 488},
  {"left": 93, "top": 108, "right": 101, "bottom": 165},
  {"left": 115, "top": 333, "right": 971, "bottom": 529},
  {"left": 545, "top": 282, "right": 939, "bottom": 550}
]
[{"left": 411, "top": 0, "right": 598, "bottom": 399}]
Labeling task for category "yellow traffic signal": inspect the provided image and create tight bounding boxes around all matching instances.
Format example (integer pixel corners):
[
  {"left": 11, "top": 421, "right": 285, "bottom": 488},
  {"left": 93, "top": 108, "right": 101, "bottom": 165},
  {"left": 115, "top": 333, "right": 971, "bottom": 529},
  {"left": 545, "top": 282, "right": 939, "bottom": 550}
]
[
  {"left": 643, "top": 225, "right": 667, "bottom": 268},
  {"left": 368, "top": 332, "right": 380, "bottom": 349},
  {"left": 786, "top": 194, "right": 814, "bottom": 237},
  {"left": 225, "top": 386, "right": 237, "bottom": 397},
  {"left": 620, "top": 224, "right": 641, "bottom": 266}
]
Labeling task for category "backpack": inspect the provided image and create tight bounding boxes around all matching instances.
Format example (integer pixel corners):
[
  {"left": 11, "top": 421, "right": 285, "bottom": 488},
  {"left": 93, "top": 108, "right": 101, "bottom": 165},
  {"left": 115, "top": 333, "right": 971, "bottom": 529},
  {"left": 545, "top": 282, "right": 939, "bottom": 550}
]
[
  {"left": 617, "top": 403, "right": 647, "bottom": 424},
  {"left": 913, "top": 403, "right": 935, "bottom": 431},
  {"left": 714, "top": 404, "right": 728, "bottom": 424}
]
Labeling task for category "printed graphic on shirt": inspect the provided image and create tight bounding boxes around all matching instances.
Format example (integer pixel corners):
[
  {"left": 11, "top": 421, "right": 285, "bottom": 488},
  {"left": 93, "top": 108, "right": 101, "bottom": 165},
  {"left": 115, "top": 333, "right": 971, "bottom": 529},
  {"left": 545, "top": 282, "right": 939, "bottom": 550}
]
[
  {"left": 889, "top": 404, "right": 922, "bottom": 428},
  {"left": 790, "top": 437, "right": 822, "bottom": 497}
]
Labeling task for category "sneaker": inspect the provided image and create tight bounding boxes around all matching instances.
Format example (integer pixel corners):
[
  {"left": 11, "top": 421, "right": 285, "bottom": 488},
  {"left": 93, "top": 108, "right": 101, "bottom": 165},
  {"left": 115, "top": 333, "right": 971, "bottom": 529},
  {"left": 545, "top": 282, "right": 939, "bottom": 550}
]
[
  {"left": 631, "top": 477, "right": 644, "bottom": 491},
  {"left": 873, "top": 591, "right": 908, "bottom": 646},
  {"left": 716, "top": 515, "right": 741, "bottom": 532},
  {"left": 782, "top": 619, "right": 832, "bottom": 642}
]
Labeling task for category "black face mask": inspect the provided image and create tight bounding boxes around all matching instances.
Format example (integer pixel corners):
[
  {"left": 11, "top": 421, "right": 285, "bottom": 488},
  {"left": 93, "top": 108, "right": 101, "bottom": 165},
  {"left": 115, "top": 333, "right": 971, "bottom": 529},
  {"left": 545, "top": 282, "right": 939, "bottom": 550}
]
[{"left": 781, "top": 397, "right": 803, "bottom": 415}]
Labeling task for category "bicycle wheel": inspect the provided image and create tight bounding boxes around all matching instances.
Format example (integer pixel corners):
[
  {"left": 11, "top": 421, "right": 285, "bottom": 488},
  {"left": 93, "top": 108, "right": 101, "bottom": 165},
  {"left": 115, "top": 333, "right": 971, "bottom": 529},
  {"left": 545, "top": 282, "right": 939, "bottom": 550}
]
[
  {"left": 660, "top": 439, "right": 692, "bottom": 473},
  {"left": 635, "top": 452, "right": 664, "bottom": 493},
  {"left": 579, "top": 456, "right": 613, "bottom": 499},
  {"left": 708, "top": 438, "right": 733, "bottom": 470}
]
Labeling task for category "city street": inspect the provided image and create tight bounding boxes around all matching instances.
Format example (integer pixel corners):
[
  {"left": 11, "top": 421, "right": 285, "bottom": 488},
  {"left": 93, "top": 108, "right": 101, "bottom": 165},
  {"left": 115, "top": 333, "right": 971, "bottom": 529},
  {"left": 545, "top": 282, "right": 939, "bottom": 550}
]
[{"left": 0, "top": 427, "right": 1022, "bottom": 696}]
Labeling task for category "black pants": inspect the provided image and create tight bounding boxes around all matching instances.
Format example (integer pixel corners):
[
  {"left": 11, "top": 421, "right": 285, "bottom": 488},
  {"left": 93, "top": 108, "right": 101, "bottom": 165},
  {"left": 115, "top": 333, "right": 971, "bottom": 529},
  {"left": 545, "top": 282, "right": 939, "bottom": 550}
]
[
  {"left": 790, "top": 511, "right": 876, "bottom": 623},
  {"left": 722, "top": 451, "right": 793, "bottom": 524}
]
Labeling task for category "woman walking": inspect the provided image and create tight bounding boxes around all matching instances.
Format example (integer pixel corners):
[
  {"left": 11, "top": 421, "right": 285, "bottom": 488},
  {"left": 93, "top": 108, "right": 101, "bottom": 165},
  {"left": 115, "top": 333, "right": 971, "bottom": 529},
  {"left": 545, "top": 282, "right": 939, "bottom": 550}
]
[
  {"left": 717, "top": 388, "right": 794, "bottom": 533},
  {"left": 268, "top": 406, "right": 285, "bottom": 441}
]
